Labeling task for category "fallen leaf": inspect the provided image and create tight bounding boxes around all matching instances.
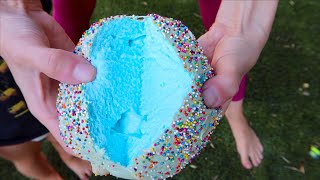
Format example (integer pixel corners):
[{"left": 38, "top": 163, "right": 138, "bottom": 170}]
[
  {"left": 289, "top": 0, "right": 295, "bottom": 6},
  {"left": 193, "top": 13, "right": 201, "bottom": 18},
  {"left": 212, "top": 175, "right": 219, "bottom": 180},
  {"left": 299, "top": 163, "right": 305, "bottom": 174},
  {"left": 209, "top": 141, "right": 215, "bottom": 149},
  {"left": 141, "top": 1, "right": 148, "bottom": 6},
  {"left": 284, "top": 166, "right": 304, "bottom": 174},
  {"left": 281, "top": 156, "right": 291, "bottom": 164},
  {"left": 284, "top": 44, "right": 291, "bottom": 48},
  {"left": 303, "top": 83, "right": 310, "bottom": 89},
  {"left": 190, "top": 164, "right": 197, "bottom": 169},
  {"left": 302, "top": 91, "right": 310, "bottom": 96}
]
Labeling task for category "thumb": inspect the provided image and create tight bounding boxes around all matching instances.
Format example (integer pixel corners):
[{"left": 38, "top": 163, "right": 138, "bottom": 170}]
[
  {"left": 202, "top": 57, "right": 244, "bottom": 108},
  {"left": 28, "top": 47, "right": 96, "bottom": 84},
  {"left": 203, "top": 74, "right": 241, "bottom": 108}
]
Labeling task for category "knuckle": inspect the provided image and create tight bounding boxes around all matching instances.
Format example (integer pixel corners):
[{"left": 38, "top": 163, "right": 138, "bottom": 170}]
[
  {"left": 45, "top": 49, "right": 61, "bottom": 76},
  {"left": 223, "top": 76, "right": 240, "bottom": 97}
]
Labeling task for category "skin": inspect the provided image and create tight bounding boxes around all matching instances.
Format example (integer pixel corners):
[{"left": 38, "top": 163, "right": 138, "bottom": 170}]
[
  {"left": 0, "top": 140, "right": 62, "bottom": 180},
  {"left": 0, "top": 134, "right": 92, "bottom": 180},
  {"left": 225, "top": 100, "right": 263, "bottom": 169},
  {"left": 0, "top": 0, "right": 278, "bottom": 171},
  {"left": 198, "top": 0, "right": 278, "bottom": 169},
  {"left": 0, "top": 0, "right": 96, "bottom": 154},
  {"left": 0, "top": 1, "right": 95, "bottom": 178},
  {"left": 199, "top": 0, "right": 279, "bottom": 109}
]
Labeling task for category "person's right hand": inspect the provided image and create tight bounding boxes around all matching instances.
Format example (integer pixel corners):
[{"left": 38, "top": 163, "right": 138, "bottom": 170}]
[{"left": 0, "top": 0, "right": 96, "bottom": 154}]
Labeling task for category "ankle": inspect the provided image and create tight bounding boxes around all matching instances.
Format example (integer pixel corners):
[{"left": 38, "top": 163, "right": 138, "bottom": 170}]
[
  {"left": 225, "top": 113, "right": 251, "bottom": 134},
  {"left": 14, "top": 160, "right": 62, "bottom": 180},
  {"left": 225, "top": 102, "right": 244, "bottom": 118},
  {"left": 46, "top": 173, "right": 63, "bottom": 180},
  {"left": 59, "top": 152, "right": 74, "bottom": 163}
]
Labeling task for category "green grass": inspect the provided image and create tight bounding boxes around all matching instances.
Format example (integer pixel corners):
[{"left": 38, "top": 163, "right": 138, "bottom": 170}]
[{"left": 1, "top": 0, "right": 319, "bottom": 179}]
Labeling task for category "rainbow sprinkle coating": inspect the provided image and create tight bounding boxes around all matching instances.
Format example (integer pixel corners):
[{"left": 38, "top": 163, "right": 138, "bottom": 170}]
[{"left": 56, "top": 14, "right": 222, "bottom": 179}]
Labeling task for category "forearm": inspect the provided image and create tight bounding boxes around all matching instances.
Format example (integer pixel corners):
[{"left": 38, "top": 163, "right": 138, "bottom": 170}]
[
  {"left": 0, "top": 0, "right": 43, "bottom": 55},
  {"left": 215, "top": 0, "right": 279, "bottom": 45},
  {"left": 0, "top": 0, "right": 42, "bottom": 13}
]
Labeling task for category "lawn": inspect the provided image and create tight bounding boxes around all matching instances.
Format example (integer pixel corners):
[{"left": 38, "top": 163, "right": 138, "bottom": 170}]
[{"left": 1, "top": 0, "right": 319, "bottom": 179}]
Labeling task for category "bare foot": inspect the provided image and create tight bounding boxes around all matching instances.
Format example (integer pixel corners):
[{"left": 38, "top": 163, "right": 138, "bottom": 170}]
[
  {"left": 232, "top": 122, "right": 263, "bottom": 169},
  {"left": 62, "top": 155, "right": 93, "bottom": 180},
  {"left": 47, "top": 134, "right": 92, "bottom": 180},
  {"left": 225, "top": 100, "right": 263, "bottom": 169},
  {"left": 0, "top": 141, "right": 62, "bottom": 180}
]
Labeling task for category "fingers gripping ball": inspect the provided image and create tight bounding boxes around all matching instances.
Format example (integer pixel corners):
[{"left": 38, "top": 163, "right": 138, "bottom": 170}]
[{"left": 56, "top": 14, "right": 222, "bottom": 179}]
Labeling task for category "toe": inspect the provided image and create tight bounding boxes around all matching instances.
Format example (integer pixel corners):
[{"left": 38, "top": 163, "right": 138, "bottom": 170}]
[
  {"left": 258, "top": 141, "right": 263, "bottom": 152},
  {"left": 255, "top": 154, "right": 262, "bottom": 165},
  {"left": 80, "top": 174, "right": 89, "bottom": 180},
  {"left": 251, "top": 152, "right": 260, "bottom": 167},
  {"left": 256, "top": 149, "right": 263, "bottom": 160},
  {"left": 86, "top": 169, "right": 92, "bottom": 177},
  {"left": 255, "top": 137, "right": 263, "bottom": 152},
  {"left": 240, "top": 154, "right": 252, "bottom": 169}
]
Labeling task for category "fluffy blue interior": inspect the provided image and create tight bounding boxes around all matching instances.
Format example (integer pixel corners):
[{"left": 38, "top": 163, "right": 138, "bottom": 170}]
[{"left": 86, "top": 17, "right": 192, "bottom": 166}]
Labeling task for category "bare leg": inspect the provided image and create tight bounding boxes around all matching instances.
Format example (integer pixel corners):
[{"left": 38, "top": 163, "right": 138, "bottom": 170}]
[
  {"left": 0, "top": 141, "right": 62, "bottom": 180},
  {"left": 225, "top": 100, "right": 263, "bottom": 169},
  {"left": 47, "top": 134, "right": 92, "bottom": 180}
]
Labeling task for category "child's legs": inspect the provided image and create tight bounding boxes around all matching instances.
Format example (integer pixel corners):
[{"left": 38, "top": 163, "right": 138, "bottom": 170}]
[
  {"left": 198, "top": 0, "right": 222, "bottom": 31},
  {"left": 0, "top": 141, "right": 62, "bottom": 180},
  {"left": 53, "top": 0, "right": 96, "bottom": 43}
]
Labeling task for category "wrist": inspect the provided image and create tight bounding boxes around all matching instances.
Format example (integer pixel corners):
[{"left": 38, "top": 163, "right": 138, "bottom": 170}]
[
  {"left": 0, "top": 0, "right": 42, "bottom": 14},
  {"left": 0, "top": 0, "right": 43, "bottom": 56},
  {"left": 215, "top": 0, "right": 278, "bottom": 45}
]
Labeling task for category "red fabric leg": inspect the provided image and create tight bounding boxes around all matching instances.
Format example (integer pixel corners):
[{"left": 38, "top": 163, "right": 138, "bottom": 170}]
[{"left": 53, "top": 0, "right": 96, "bottom": 44}]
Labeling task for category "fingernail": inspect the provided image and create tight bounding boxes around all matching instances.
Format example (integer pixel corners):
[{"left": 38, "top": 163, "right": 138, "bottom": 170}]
[
  {"left": 203, "top": 88, "right": 217, "bottom": 108},
  {"left": 73, "top": 63, "right": 96, "bottom": 82},
  {"left": 203, "top": 86, "right": 220, "bottom": 108}
]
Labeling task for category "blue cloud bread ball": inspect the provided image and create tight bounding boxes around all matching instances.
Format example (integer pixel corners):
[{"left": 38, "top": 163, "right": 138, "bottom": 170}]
[{"left": 56, "top": 14, "right": 222, "bottom": 179}]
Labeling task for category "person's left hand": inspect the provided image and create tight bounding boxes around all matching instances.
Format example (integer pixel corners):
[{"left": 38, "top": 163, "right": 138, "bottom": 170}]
[{"left": 198, "top": 21, "right": 268, "bottom": 111}]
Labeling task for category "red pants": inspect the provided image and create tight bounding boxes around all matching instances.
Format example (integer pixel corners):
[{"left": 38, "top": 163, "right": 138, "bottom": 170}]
[{"left": 52, "top": 0, "right": 96, "bottom": 44}]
